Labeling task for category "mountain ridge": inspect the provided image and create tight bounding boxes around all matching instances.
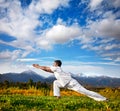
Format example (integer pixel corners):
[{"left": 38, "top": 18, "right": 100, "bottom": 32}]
[
  {"left": 0, "top": 70, "right": 45, "bottom": 82},
  {"left": 0, "top": 70, "right": 120, "bottom": 87}
]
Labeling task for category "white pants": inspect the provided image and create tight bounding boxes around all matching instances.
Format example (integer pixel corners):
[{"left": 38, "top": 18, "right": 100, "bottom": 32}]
[{"left": 53, "top": 79, "right": 106, "bottom": 101}]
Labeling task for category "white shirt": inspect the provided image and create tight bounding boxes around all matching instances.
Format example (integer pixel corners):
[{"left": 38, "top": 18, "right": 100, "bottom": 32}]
[{"left": 50, "top": 66, "right": 72, "bottom": 87}]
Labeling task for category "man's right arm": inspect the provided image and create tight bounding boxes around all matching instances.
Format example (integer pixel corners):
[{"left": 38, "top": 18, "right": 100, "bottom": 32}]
[{"left": 33, "top": 64, "right": 54, "bottom": 73}]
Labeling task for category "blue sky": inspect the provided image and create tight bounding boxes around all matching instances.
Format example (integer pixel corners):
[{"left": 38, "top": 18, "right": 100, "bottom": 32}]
[{"left": 0, "top": 0, "right": 120, "bottom": 77}]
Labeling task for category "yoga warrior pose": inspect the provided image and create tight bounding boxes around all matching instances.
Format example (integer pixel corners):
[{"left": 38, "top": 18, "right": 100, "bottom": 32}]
[{"left": 33, "top": 60, "right": 107, "bottom": 101}]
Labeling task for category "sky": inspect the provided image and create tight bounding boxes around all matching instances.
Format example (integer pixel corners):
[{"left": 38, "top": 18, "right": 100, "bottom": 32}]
[{"left": 0, "top": 0, "right": 120, "bottom": 78}]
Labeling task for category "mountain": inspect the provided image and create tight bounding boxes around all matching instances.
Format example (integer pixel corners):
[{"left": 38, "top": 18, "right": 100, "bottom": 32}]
[
  {"left": 0, "top": 71, "right": 120, "bottom": 87},
  {"left": 72, "top": 75, "right": 120, "bottom": 87},
  {"left": 45, "top": 74, "right": 120, "bottom": 87},
  {"left": 0, "top": 70, "right": 44, "bottom": 82}
]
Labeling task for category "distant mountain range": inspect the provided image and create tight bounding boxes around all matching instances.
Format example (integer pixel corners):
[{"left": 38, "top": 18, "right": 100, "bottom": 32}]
[
  {"left": 0, "top": 70, "right": 45, "bottom": 82},
  {"left": 0, "top": 70, "right": 120, "bottom": 87}
]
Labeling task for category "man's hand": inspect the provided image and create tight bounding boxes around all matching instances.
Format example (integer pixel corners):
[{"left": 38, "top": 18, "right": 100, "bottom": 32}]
[{"left": 33, "top": 64, "right": 40, "bottom": 68}]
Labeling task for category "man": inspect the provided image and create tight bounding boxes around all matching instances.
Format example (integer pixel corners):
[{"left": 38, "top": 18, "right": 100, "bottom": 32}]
[{"left": 33, "top": 60, "right": 107, "bottom": 101}]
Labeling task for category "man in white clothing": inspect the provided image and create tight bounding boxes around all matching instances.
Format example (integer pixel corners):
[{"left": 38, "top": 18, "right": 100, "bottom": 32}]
[{"left": 33, "top": 60, "right": 107, "bottom": 101}]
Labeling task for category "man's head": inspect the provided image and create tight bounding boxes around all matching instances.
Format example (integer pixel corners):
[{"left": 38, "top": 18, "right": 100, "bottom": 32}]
[{"left": 53, "top": 60, "right": 62, "bottom": 67}]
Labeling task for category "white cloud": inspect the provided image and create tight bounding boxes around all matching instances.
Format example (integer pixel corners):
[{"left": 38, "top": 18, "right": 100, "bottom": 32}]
[
  {"left": 0, "top": 39, "right": 34, "bottom": 57},
  {"left": 113, "top": 0, "right": 120, "bottom": 8},
  {"left": 0, "top": 50, "right": 22, "bottom": 60},
  {"left": 79, "top": 9, "right": 120, "bottom": 61},
  {"left": 0, "top": 50, "right": 11, "bottom": 59},
  {"left": 85, "top": 18, "right": 120, "bottom": 40},
  {"left": 0, "top": 49, "right": 34, "bottom": 61},
  {"left": 115, "top": 57, "right": 120, "bottom": 62},
  {"left": 89, "top": 0, "right": 120, "bottom": 11},
  {"left": 0, "top": 63, "right": 51, "bottom": 77},
  {"left": 104, "top": 44, "right": 120, "bottom": 50},
  {"left": 105, "top": 0, "right": 120, "bottom": 9},
  {"left": 64, "top": 65, "right": 103, "bottom": 75},
  {"left": 89, "top": 0, "right": 103, "bottom": 10},
  {"left": 29, "top": 0, "right": 69, "bottom": 14},
  {"left": 17, "top": 58, "right": 39, "bottom": 62},
  {"left": 96, "top": 19, "right": 120, "bottom": 39},
  {"left": 82, "top": 42, "right": 120, "bottom": 51},
  {"left": 1, "top": 59, "right": 120, "bottom": 78},
  {"left": 0, "top": 0, "right": 70, "bottom": 51},
  {"left": 63, "top": 64, "right": 120, "bottom": 77},
  {"left": 101, "top": 51, "right": 120, "bottom": 62},
  {"left": 34, "top": 24, "right": 82, "bottom": 49},
  {"left": 0, "top": 62, "right": 33, "bottom": 74},
  {"left": 36, "top": 38, "right": 53, "bottom": 50},
  {"left": 45, "top": 24, "right": 81, "bottom": 43},
  {"left": 0, "top": 0, "right": 119, "bottom": 52}
]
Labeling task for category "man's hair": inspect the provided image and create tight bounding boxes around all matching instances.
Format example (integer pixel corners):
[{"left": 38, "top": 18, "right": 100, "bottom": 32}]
[{"left": 54, "top": 60, "right": 62, "bottom": 67}]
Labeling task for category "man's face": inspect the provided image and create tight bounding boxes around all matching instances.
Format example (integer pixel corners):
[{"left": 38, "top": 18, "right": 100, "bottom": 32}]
[{"left": 53, "top": 62, "right": 58, "bottom": 67}]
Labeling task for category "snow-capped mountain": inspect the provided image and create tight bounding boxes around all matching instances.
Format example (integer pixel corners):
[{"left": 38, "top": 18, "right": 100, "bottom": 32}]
[{"left": 46, "top": 74, "right": 120, "bottom": 87}]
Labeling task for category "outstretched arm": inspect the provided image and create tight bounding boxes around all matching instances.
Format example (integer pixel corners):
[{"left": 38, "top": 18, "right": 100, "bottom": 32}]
[{"left": 33, "top": 64, "right": 53, "bottom": 73}]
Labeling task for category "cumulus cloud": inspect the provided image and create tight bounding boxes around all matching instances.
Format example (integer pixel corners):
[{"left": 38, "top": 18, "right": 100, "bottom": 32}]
[
  {"left": 105, "top": 0, "right": 120, "bottom": 9},
  {"left": 45, "top": 24, "right": 81, "bottom": 43},
  {"left": 0, "top": 50, "right": 22, "bottom": 60},
  {"left": 89, "top": 0, "right": 120, "bottom": 11},
  {"left": 36, "top": 38, "right": 53, "bottom": 50},
  {"left": 89, "top": 0, "right": 103, "bottom": 10},
  {"left": 0, "top": 48, "right": 35, "bottom": 62},
  {"left": 0, "top": 0, "right": 70, "bottom": 39},
  {"left": 84, "top": 10, "right": 120, "bottom": 40},
  {"left": 29, "top": 0, "right": 69, "bottom": 14},
  {"left": 91, "top": 18, "right": 120, "bottom": 39},
  {"left": 0, "top": 0, "right": 71, "bottom": 60},
  {"left": 79, "top": 1, "right": 120, "bottom": 61},
  {"left": 87, "top": 0, "right": 120, "bottom": 41},
  {"left": 0, "top": 0, "right": 37, "bottom": 39},
  {"left": 0, "top": 0, "right": 70, "bottom": 50},
  {"left": 0, "top": 39, "right": 34, "bottom": 57},
  {"left": 34, "top": 23, "right": 82, "bottom": 49}
]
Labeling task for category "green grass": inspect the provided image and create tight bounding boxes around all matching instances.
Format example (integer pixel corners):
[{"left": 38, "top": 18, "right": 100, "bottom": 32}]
[{"left": 0, "top": 95, "right": 120, "bottom": 111}]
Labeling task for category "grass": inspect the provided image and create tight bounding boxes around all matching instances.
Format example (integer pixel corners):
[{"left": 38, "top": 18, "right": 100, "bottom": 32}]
[
  {"left": 0, "top": 87, "right": 120, "bottom": 111},
  {"left": 0, "top": 94, "right": 120, "bottom": 111}
]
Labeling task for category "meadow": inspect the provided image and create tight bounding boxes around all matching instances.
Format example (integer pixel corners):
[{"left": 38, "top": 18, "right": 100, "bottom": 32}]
[{"left": 0, "top": 87, "right": 120, "bottom": 111}]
